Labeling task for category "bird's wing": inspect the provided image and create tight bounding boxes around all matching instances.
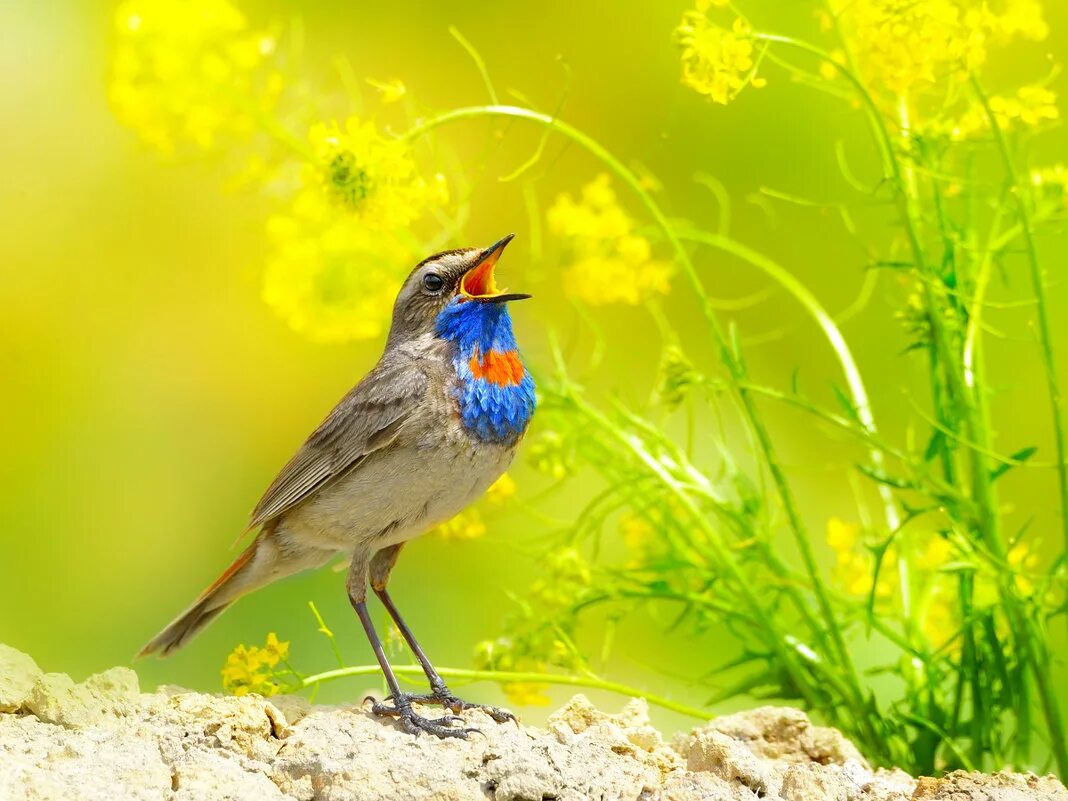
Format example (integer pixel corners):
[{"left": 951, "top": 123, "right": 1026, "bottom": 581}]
[{"left": 247, "top": 361, "right": 429, "bottom": 530}]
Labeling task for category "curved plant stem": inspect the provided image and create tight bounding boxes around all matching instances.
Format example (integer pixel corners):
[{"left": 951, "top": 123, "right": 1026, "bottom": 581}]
[
  {"left": 292, "top": 664, "right": 715, "bottom": 721},
  {"left": 676, "top": 229, "right": 902, "bottom": 539},
  {"left": 404, "top": 104, "right": 866, "bottom": 717},
  {"left": 969, "top": 75, "right": 1068, "bottom": 561}
]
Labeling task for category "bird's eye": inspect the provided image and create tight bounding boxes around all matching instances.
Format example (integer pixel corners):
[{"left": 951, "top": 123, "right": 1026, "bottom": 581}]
[{"left": 422, "top": 273, "right": 445, "bottom": 293}]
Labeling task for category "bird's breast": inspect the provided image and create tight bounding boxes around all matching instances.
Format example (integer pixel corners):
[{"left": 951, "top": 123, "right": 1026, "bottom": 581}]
[{"left": 451, "top": 345, "right": 536, "bottom": 445}]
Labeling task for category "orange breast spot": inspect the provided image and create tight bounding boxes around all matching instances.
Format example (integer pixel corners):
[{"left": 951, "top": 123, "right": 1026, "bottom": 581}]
[{"left": 469, "top": 349, "right": 525, "bottom": 386}]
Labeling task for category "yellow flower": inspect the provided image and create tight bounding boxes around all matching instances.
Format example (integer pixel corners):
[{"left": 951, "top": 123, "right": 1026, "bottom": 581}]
[
  {"left": 109, "top": 0, "right": 284, "bottom": 153},
  {"left": 432, "top": 510, "right": 487, "bottom": 541},
  {"left": 548, "top": 175, "right": 673, "bottom": 305},
  {"left": 221, "top": 632, "right": 290, "bottom": 696},
  {"left": 486, "top": 473, "right": 517, "bottom": 504},
  {"left": 989, "top": 0, "right": 1049, "bottom": 40},
  {"left": 307, "top": 117, "right": 447, "bottom": 229},
  {"left": 950, "top": 85, "right": 1059, "bottom": 138},
  {"left": 528, "top": 430, "right": 574, "bottom": 479},
  {"left": 675, "top": 6, "right": 763, "bottom": 105},
  {"left": 431, "top": 474, "right": 517, "bottom": 540},
  {"left": 1007, "top": 539, "right": 1041, "bottom": 594},
  {"left": 826, "top": 517, "right": 895, "bottom": 599},
  {"left": 503, "top": 682, "right": 552, "bottom": 707},
  {"left": 826, "top": 517, "right": 859, "bottom": 551},
  {"left": 262, "top": 190, "right": 415, "bottom": 343},
  {"left": 831, "top": 0, "right": 1048, "bottom": 99},
  {"left": 366, "top": 78, "right": 407, "bottom": 104}
]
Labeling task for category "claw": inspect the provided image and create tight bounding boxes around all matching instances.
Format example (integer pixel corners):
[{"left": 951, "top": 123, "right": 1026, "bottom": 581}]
[
  {"left": 367, "top": 695, "right": 472, "bottom": 740},
  {"left": 403, "top": 689, "right": 516, "bottom": 724}
]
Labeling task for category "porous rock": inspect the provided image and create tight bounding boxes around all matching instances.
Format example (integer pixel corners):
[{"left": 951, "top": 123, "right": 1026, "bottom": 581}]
[{"left": 0, "top": 645, "right": 1064, "bottom": 801}]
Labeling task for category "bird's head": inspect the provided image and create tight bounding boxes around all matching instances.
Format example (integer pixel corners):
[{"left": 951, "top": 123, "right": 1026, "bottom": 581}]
[{"left": 388, "top": 234, "right": 530, "bottom": 346}]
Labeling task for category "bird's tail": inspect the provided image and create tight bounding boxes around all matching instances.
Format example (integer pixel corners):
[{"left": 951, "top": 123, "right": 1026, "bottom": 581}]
[{"left": 138, "top": 538, "right": 265, "bottom": 658}]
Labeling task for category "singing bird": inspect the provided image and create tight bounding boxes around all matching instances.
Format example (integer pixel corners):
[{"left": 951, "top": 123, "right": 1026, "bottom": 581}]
[{"left": 140, "top": 235, "right": 535, "bottom": 738}]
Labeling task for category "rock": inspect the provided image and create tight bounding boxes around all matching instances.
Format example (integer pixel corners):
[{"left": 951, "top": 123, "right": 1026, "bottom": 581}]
[
  {"left": 0, "top": 644, "right": 42, "bottom": 712},
  {"left": 0, "top": 645, "right": 1064, "bottom": 801},
  {"left": 912, "top": 771, "right": 1068, "bottom": 801},
  {"left": 24, "top": 667, "right": 140, "bottom": 728}
]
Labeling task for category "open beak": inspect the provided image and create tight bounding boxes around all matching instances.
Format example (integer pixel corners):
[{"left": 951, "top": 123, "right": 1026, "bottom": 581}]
[{"left": 460, "top": 233, "right": 532, "bottom": 304}]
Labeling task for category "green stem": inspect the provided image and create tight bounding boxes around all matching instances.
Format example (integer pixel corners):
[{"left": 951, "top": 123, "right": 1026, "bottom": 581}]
[
  {"left": 970, "top": 74, "right": 1068, "bottom": 777},
  {"left": 969, "top": 75, "right": 1068, "bottom": 564},
  {"left": 404, "top": 102, "right": 864, "bottom": 705},
  {"left": 292, "top": 664, "right": 714, "bottom": 721}
]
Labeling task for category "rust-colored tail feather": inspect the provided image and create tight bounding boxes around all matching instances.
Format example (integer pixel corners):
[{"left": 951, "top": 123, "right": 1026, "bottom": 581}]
[{"left": 138, "top": 541, "right": 258, "bottom": 658}]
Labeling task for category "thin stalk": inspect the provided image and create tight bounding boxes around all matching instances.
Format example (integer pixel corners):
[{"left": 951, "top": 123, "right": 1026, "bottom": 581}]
[
  {"left": 969, "top": 75, "right": 1068, "bottom": 561},
  {"left": 292, "top": 664, "right": 715, "bottom": 721},
  {"left": 676, "top": 229, "right": 903, "bottom": 569},
  {"left": 404, "top": 103, "right": 865, "bottom": 700}
]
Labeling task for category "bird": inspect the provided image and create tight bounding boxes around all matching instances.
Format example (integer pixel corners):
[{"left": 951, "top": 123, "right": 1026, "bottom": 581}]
[{"left": 139, "top": 234, "right": 536, "bottom": 738}]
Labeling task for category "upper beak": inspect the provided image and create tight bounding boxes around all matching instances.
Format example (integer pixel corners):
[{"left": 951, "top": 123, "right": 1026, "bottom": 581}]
[{"left": 460, "top": 233, "right": 532, "bottom": 304}]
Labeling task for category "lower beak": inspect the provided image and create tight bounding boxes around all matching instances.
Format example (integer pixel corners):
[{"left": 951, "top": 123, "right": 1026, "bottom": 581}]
[
  {"left": 480, "top": 292, "right": 532, "bottom": 304},
  {"left": 461, "top": 234, "right": 532, "bottom": 302}
]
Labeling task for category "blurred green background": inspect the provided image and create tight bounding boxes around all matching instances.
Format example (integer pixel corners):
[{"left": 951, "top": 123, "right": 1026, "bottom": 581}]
[{"left": 2, "top": 0, "right": 1066, "bottom": 734}]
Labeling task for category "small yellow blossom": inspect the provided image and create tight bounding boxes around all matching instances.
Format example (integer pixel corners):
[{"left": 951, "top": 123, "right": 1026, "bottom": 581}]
[
  {"left": 366, "top": 78, "right": 407, "bottom": 104},
  {"left": 819, "top": 50, "right": 848, "bottom": 81},
  {"left": 221, "top": 632, "right": 290, "bottom": 696},
  {"left": 486, "top": 473, "right": 517, "bottom": 504},
  {"left": 262, "top": 190, "right": 414, "bottom": 343},
  {"left": 826, "top": 517, "right": 859, "bottom": 551},
  {"left": 826, "top": 518, "right": 894, "bottom": 599},
  {"left": 431, "top": 474, "right": 516, "bottom": 540},
  {"left": 675, "top": 6, "right": 763, "bottom": 105},
  {"left": 109, "top": 0, "right": 284, "bottom": 153},
  {"left": 1007, "top": 539, "right": 1041, "bottom": 594},
  {"left": 528, "top": 430, "right": 575, "bottom": 479},
  {"left": 433, "top": 510, "right": 487, "bottom": 541},
  {"left": 307, "top": 117, "right": 447, "bottom": 229},
  {"left": 919, "top": 535, "right": 955, "bottom": 569},
  {"left": 951, "top": 85, "right": 1059, "bottom": 138},
  {"left": 503, "top": 682, "right": 553, "bottom": 707},
  {"left": 548, "top": 175, "right": 673, "bottom": 305}
]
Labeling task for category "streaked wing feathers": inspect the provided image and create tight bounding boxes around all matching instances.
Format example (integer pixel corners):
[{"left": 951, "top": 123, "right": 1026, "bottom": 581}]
[{"left": 247, "top": 361, "right": 428, "bottom": 529}]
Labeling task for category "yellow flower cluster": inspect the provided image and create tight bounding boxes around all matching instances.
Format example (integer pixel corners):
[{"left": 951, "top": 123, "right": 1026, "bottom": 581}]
[
  {"left": 109, "top": 0, "right": 283, "bottom": 153},
  {"left": 675, "top": 2, "right": 765, "bottom": 105},
  {"left": 221, "top": 632, "right": 289, "bottom": 696},
  {"left": 432, "top": 474, "right": 517, "bottom": 541},
  {"left": 949, "top": 85, "right": 1059, "bottom": 138},
  {"left": 825, "top": 517, "right": 894, "bottom": 599},
  {"left": 260, "top": 116, "right": 447, "bottom": 343},
  {"left": 528, "top": 431, "right": 574, "bottom": 480},
  {"left": 262, "top": 190, "right": 414, "bottom": 343},
  {"left": 308, "top": 118, "right": 447, "bottom": 229},
  {"left": 831, "top": 0, "right": 1049, "bottom": 97},
  {"left": 548, "top": 175, "right": 673, "bottom": 305}
]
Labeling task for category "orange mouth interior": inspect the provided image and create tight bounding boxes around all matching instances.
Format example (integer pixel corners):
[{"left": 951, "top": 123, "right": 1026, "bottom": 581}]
[{"left": 460, "top": 257, "right": 502, "bottom": 298}]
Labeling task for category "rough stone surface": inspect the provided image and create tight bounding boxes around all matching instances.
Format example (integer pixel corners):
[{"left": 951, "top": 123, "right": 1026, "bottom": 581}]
[{"left": 0, "top": 647, "right": 1064, "bottom": 801}]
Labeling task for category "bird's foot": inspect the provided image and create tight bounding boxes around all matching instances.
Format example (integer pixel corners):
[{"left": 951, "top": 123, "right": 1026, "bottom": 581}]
[
  {"left": 403, "top": 688, "right": 516, "bottom": 724},
  {"left": 367, "top": 695, "right": 478, "bottom": 739}
]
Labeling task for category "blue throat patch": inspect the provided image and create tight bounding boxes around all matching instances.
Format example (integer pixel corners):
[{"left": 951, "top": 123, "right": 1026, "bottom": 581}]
[{"left": 435, "top": 298, "right": 536, "bottom": 444}]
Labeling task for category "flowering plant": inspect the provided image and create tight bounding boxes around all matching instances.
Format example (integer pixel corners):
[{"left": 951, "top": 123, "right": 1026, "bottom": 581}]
[{"left": 112, "top": 0, "right": 1067, "bottom": 776}]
